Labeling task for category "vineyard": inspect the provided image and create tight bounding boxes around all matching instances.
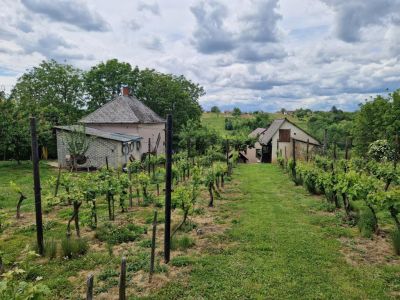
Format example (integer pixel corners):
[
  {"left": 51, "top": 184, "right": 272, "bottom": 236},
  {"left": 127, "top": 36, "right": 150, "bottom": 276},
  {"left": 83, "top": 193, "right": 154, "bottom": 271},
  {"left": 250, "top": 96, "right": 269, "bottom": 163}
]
[{"left": 0, "top": 137, "right": 242, "bottom": 299}]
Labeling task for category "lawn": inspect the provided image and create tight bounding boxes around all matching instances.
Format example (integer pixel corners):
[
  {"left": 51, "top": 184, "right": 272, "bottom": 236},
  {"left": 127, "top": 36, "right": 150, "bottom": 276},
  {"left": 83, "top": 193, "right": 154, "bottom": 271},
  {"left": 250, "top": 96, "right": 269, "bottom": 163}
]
[{"left": 145, "top": 164, "right": 400, "bottom": 299}]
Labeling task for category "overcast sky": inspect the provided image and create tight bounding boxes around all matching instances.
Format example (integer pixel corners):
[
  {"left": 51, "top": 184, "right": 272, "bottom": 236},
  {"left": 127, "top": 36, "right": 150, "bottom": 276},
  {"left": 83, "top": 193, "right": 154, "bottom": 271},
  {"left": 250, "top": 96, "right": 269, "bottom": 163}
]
[{"left": 1, "top": 0, "right": 400, "bottom": 111}]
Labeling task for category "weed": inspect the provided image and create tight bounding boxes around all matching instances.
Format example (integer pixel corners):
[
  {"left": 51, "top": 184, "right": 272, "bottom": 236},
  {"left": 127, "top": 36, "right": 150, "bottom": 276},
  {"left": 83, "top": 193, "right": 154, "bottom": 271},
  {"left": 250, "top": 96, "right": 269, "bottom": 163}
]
[
  {"left": 357, "top": 209, "right": 377, "bottom": 238},
  {"left": 98, "top": 268, "right": 119, "bottom": 281},
  {"left": 95, "top": 222, "right": 146, "bottom": 245},
  {"left": 44, "top": 238, "right": 57, "bottom": 259},
  {"left": 170, "top": 256, "right": 194, "bottom": 267},
  {"left": 171, "top": 235, "right": 195, "bottom": 251},
  {"left": 391, "top": 228, "right": 400, "bottom": 255},
  {"left": 61, "top": 237, "right": 88, "bottom": 259}
]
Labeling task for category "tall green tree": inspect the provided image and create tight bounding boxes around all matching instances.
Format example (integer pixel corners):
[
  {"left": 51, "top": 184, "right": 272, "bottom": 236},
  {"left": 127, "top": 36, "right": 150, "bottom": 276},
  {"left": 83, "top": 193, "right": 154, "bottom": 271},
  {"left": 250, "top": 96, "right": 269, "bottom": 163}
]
[
  {"left": 9, "top": 60, "right": 85, "bottom": 158},
  {"left": 84, "top": 59, "right": 139, "bottom": 111}
]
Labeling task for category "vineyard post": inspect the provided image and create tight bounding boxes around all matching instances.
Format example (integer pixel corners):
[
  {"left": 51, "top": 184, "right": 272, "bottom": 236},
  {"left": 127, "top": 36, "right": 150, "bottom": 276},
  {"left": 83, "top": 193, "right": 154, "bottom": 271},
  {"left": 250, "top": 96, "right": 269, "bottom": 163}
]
[
  {"left": 292, "top": 138, "right": 296, "bottom": 179},
  {"left": 306, "top": 139, "right": 309, "bottom": 162},
  {"left": 128, "top": 169, "right": 133, "bottom": 208},
  {"left": 148, "top": 138, "right": 151, "bottom": 175},
  {"left": 345, "top": 137, "right": 349, "bottom": 160},
  {"left": 119, "top": 257, "right": 127, "bottom": 300},
  {"left": 86, "top": 274, "right": 94, "bottom": 300},
  {"left": 149, "top": 210, "right": 157, "bottom": 283},
  {"left": 323, "top": 129, "right": 327, "bottom": 155},
  {"left": 106, "top": 156, "right": 109, "bottom": 170},
  {"left": 30, "top": 117, "right": 44, "bottom": 256},
  {"left": 164, "top": 114, "right": 172, "bottom": 263},
  {"left": 54, "top": 166, "right": 61, "bottom": 197}
]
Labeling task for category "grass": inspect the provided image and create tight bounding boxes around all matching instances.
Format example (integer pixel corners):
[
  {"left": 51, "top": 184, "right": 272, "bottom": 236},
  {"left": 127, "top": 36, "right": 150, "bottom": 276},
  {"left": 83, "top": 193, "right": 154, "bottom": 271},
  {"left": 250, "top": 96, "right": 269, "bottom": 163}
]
[{"left": 146, "top": 164, "right": 399, "bottom": 299}]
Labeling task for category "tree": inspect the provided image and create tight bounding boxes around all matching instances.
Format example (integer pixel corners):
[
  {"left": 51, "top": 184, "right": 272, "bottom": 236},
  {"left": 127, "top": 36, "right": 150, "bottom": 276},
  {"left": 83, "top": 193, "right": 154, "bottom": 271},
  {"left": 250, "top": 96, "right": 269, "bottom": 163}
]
[
  {"left": 210, "top": 106, "right": 221, "bottom": 114},
  {"left": 135, "top": 69, "right": 204, "bottom": 135},
  {"left": 9, "top": 60, "right": 85, "bottom": 159},
  {"left": 232, "top": 107, "right": 241, "bottom": 117},
  {"left": 84, "top": 59, "right": 139, "bottom": 111}
]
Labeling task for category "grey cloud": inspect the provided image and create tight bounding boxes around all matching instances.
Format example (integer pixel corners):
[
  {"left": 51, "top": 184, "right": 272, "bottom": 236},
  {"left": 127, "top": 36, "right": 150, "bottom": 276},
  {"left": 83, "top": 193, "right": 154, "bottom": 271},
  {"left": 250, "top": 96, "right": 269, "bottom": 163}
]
[
  {"left": 15, "top": 20, "right": 33, "bottom": 33},
  {"left": 236, "top": 44, "right": 287, "bottom": 62},
  {"left": 190, "top": 1, "right": 235, "bottom": 54},
  {"left": 127, "top": 20, "right": 141, "bottom": 31},
  {"left": 322, "top": 0, "right": 400, "bottom": 42},
  {"left": 240, "top": 0, "right": 281, "bottom": 43},
  {"left": 21, "top": 0, "right": 110, "bottom": 31},
  {"left": 137, "top": 2, "right": 160, "bottom": 15},
  {"left": 143, "top": 37, "right": 163, "bottom": 51}
]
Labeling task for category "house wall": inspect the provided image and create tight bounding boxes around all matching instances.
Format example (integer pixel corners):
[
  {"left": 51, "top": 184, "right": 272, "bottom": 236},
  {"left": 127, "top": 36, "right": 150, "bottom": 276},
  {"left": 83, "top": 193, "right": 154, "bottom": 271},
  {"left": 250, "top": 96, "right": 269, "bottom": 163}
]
[
  {"left": 244, "top": 141, "right": 262, "bottom": 163},
  {"left": 56, "top": 130, "right": 141, "bottom": 169},
  {"left": 85, "top": 123, "right": 165, "bottom": 157},
  {"left": 271, "top": 121, "right": 319, "bottom": 163}
]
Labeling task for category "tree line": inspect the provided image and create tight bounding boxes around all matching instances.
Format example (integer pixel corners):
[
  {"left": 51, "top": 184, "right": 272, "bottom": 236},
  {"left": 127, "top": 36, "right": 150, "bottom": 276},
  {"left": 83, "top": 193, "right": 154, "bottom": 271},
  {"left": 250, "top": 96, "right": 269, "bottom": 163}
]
[{"left": 0, "top": 59, "right": 204, "bottom": 161}]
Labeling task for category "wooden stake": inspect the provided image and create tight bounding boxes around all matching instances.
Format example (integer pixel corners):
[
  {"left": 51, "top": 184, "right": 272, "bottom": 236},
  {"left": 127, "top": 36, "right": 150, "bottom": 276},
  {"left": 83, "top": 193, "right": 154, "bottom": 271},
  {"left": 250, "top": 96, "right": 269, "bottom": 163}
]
[
  {"left": 148, "top": 138, "right": 151, "bottom": 175},
  {"left": 323, "top": 129, "right": 327, "bottom": 155},
  {"left": 86, "top": 274, "right": 94, "bottom": 300},
  {"left": 345, "top": 137, "right": 349, "bottom": 160},
  {"left": 149, "top": 210, "right": 157, "bottom": 283},
  {"left": 119, "top": 257, "right": 127, "bottom": 300},
  {"left": 54, "top": 166, "right": 61, "bottom": 197},
  {"left": 128, "top": 168, "right": 133, "bottom": 208},
  {"left": 306, "top": 139, "right": 309, "bottom": 162},
  {"left": 30, "top": 117, "right": 44, "bottom": 256},
  {"left": 164, "top": 114, "right": 172, "bottom": 263}
]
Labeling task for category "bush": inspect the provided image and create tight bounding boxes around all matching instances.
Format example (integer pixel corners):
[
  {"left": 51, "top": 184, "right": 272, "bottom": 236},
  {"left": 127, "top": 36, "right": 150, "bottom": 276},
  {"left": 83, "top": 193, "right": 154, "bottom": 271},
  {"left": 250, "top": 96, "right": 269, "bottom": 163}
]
[
  {"left": 357, "top": 209, "right": 377, "bottom": 238},
  {"left": 61, "top": 237, "right": 88, "bottom": 259},
  {"left": 391, "top": 228, "right": 400, "bottom": 255},
  {"left": 44, "top": 238, "right": 57, "bottom": 259},
  {"left": 171, "top": 235, "right": 195, "bottom": 251},
  {"left": 303, "top": 168, "right": 318, "bottom": 194},
  {"left": 95, "top": 223, "right": 146, "bottom": 245},
  {"left": 170, "top": 255, "right": 194, "bottom": 267}
]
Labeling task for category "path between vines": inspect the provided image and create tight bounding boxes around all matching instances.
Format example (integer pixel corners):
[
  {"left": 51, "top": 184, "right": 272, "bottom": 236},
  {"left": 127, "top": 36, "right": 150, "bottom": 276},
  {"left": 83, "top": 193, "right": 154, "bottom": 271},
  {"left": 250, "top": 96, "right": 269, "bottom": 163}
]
[{"left": 147, "top": 164, "right": 396, "bottom": 299}]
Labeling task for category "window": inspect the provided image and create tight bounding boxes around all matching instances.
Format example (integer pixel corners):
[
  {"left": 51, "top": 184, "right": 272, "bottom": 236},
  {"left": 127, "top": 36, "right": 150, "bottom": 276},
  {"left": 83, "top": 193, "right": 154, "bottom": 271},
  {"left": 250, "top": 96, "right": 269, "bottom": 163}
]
[
  {"left": 279, "top": 129, "right": 291, "bottom": 142},
  {"left": 256, "top": 149, "right": 262, "bottom": 159}
]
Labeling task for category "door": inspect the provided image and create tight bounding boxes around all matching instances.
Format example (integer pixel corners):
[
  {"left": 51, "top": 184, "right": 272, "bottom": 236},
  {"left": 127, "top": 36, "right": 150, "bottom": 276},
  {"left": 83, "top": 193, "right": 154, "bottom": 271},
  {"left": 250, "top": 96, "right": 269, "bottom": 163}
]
[{"left": 261, "top": 142, "right": 272, "bottom": 163}]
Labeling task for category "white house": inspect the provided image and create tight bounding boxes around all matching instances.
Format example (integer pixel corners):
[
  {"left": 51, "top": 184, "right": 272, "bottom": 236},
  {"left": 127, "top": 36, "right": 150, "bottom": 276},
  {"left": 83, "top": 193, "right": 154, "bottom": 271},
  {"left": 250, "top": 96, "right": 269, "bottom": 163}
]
[
  {"left": 242, "top": 118, "right": 321, "bottom": 163},
  {"left": 56, "top": 87, "right": 165, "bottom": 169}
]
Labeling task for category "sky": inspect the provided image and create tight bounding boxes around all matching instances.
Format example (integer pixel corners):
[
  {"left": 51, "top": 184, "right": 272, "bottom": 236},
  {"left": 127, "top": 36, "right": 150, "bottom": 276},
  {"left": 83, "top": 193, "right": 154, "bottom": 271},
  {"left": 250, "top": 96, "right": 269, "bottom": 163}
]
[{"left": 1, "top": 0, "right": 400, "bottom": 112}]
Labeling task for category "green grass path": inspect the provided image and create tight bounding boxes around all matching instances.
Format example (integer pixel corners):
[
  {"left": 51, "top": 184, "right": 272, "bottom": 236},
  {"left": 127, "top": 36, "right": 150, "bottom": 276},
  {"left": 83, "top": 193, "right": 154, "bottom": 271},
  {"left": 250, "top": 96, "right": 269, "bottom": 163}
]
[{"left": 148, "top": 164, "right": 397, "bottom": 299}]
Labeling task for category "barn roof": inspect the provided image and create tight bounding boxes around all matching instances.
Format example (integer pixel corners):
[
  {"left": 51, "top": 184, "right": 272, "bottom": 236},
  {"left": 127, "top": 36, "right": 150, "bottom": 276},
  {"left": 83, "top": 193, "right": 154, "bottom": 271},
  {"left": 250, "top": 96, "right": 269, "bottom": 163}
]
[
  {"left": 80, "top": 95, "right": 165, "bottom": 124},
  {"left": 259, "top": 118, "right": 321, "bottom": 145},
  {"left": 249, "top": 127, "right": 267, "bottom": 138},
  {"left": 259, "top": 119, "right": 286, "bottom": 145},
  {"left": 55, "top": 125, "right": 142, "bottom": 143}
]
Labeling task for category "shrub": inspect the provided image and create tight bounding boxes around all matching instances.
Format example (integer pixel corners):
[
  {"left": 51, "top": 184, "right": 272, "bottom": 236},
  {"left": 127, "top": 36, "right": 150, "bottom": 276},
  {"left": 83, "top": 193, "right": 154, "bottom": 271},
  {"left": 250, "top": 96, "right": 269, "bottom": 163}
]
[
  {"left": 61, "top": 237, "right": 88, "bottom": 259},
  {"left": 171, "top": 235, "right": 195, "bottom": 251},
  {"left": 303, "top": 168, "right": 319, "bottom": 194},
  {"left": 98, "top": 268, "right": 119, "bottom": 281},
  {"left": 277, "top": 157, "right": 285, "bottom": 169},
  {"left": 357, "top": 209, "right": 377, "bottom": 238},
  {"left": 138, "top": 239, "right": 152, "bottom": 248},
  {"left": 44, "top": 238, "right": 57, "bottom": 259},
  {"left": 170, "top": 256, "right": 194, "bottom": 267},
  {"left": 391, "top": 229, "right": 400, "bottom": 255},
  {"left": 95, "top": 223, "right": 146, "bottom": 245}
]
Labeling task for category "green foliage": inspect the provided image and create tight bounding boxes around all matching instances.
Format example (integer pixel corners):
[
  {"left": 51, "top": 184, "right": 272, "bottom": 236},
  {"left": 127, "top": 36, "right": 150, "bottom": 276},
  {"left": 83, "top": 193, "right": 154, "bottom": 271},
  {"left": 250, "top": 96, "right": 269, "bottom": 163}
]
[
  {"left": 95, "top": 223, "right": 146, "bottom": 245},
  {"left": 44, "top": 238, "right": 57, "bottom": 260},
  {"left": 391, "top": 228, "right": 400, "bottom": 255},
  {"left": 0, "top": 268, "right": 50, "bottom": 300},
  {"left": 357, "top": 209, "right": 377, "bottom": 238},
  {"left": 367, "top": 140, "right": 395, "bottom": 162},
  {"left": 210, "top": 106, "right": 220, "bottom": 113},
  {"left": 64, "top": 125, "right": 92, "bottom": 158},
  {"left": 232, "top": 107, "right": 242, "bottom": 117},
  {"left": 61, "top": 238, "right": 88, "bottom": 259},
  {"left": 171, "top": 235, "right": 195, "bottom": 251},
  {"left": 170, "top": 256, "right": 195, "bottom": 267}
]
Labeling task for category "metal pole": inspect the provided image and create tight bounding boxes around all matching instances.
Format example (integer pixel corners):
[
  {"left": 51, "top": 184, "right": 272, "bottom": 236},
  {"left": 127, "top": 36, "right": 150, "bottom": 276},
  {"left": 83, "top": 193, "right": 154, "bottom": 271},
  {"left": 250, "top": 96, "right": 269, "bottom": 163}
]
[
  {"left": 164, "top": 114, "right": 172, "bottom": 263},
  {"left": 30, "top": 117, "right": 44, "bottom": 256},
  {"left": 86, "top": 274, "right": 94, "bottom": 300}
]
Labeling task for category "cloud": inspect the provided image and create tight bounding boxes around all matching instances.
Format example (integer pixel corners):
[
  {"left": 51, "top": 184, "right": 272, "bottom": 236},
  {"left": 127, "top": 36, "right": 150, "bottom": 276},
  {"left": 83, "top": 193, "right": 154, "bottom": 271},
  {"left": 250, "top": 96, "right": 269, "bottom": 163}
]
[
  {"left": 127, "top": 20, "right": 141, "bottom": 31},
  {"left": 21, "top": 0, "right": 110, "bottom": 31},
  {"left": 190, "top": 1, "right": 235, "bottom": 54},
  {"left": 236, "top": 44, "right": 287, "bottom": 62},
  {"left": 137, "top": 2, "right": 160, "bottom": 15},
  {"left": 321, "top": 0, "right": 400, "bottom": 42},
  {"left": 143, "top": 37, "right": 164, "bottom": 51}
]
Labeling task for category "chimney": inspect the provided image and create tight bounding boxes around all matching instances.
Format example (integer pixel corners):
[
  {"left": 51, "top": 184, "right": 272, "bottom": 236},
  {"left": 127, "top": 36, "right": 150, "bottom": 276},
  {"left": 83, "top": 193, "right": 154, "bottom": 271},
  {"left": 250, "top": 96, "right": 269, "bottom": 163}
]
[{"left": 121, "top": 86, "right": 129, "bottom": 96}]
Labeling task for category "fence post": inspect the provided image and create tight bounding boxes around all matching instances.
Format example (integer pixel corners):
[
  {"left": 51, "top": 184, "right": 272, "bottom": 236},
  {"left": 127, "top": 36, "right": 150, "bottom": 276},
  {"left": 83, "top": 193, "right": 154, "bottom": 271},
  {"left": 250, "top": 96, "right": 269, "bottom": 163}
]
[
  {"left": 119, "top": 257, "right": 127, "bottom": 300},
  {"left": 345, "top": 137, "right": 349, "bottom": 160},
  {"left": 86, "top": 274, "right": 94, "bottom": 300},
  {"left": 292, "top": 138, "right": 296, "bottom": 179},
  {"left": 306, "top": 139, "right": 309, "bottom": 162},
  {"left": 30, "top": 117, "right": 44, "bottom": 256},
  {"left": 105, "top": 156, "right": 109, "bottom": 170},
  {"left": 394, "top": 134, "right": 399, "bottom": 170},
  {"left": 128, "top": 168, "right": 133, "bottom": 208},
  {"left": 164, "top": 114, "right": 172, "bottom": 263},
  {"left": 149, "top": 210, "right": 157, "bottom": 282},
  {"left": 148, "top": 137, "right": 151, "bottom": 175},
  {"left": 54, "top": 166, "right": 61, "bottom": 197},
  {"left": 323, "top": 129, "right": 327, "bottom": 155}
]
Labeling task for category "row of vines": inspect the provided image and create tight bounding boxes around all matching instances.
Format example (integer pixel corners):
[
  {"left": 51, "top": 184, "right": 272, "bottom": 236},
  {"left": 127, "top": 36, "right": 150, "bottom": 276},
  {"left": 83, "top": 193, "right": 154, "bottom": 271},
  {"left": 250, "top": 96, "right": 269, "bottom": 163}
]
[{"left": 278, "top": 154, "right": 400, "bottom": 254}]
